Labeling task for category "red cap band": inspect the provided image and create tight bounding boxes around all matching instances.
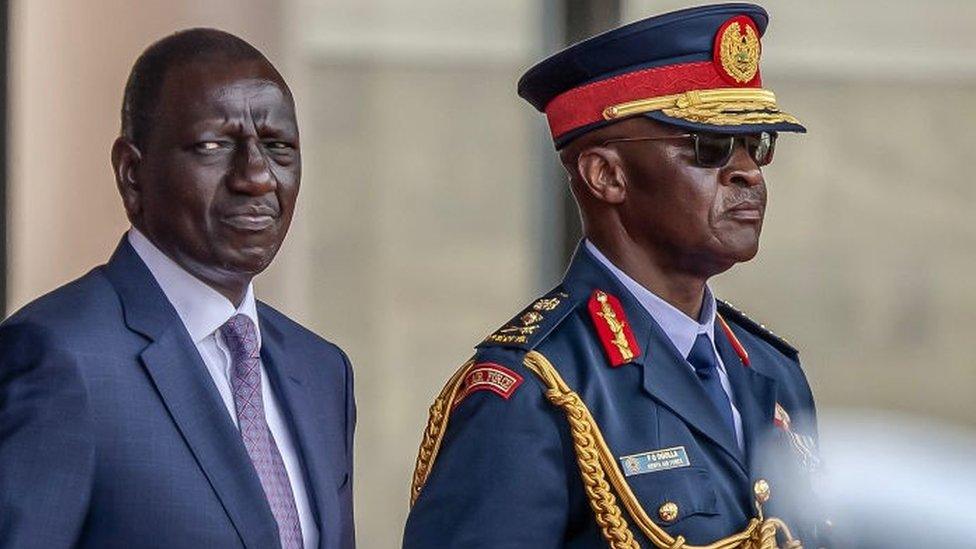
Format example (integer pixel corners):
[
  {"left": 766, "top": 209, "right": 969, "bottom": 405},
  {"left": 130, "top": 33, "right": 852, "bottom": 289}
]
[{"left": 543, "top": 60, "right": 763, "bottom": 141}]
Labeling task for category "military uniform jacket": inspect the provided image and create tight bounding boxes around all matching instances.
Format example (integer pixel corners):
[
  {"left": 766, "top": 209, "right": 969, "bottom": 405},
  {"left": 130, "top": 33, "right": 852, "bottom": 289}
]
[{"left": 404, "top": 244, "right": 823, "bottom": 548}]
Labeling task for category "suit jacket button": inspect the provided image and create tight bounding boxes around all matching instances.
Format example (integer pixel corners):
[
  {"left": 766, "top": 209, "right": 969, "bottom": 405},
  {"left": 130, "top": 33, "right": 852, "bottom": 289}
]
[{"left": 658, "top": 501, "right": 679, "bottom": 522}]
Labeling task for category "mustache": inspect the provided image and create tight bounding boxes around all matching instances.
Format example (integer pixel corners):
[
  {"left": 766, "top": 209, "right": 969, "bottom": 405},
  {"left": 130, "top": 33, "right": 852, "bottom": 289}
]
[{"left": 722, "top": 187, "right": 766, "bottom": 210}]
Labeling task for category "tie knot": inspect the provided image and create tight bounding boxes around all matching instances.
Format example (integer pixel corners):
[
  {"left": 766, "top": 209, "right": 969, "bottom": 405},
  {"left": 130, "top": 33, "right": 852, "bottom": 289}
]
[
  {"left": 686, "top": 333, "right": 717, "bottom": 375},
  {"left": 220, "top": 314, "right": 260, "bottom": 360}
]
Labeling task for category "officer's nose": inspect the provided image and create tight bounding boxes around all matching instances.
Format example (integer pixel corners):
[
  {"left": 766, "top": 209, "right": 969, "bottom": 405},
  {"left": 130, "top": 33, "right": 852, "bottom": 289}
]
[
  {"left": 722, "top": 141, "right": 764, "bottom": 188},
  {"left": 229, "top": 137, "right": 276, "bottom": 195}
]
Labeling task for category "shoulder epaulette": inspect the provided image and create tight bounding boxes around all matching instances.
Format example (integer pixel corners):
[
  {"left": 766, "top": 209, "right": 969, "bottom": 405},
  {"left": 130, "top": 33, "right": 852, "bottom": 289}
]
[
  {"left": 717, "top": 300, "right": 798, "bottom": 358},
  {"left": 476, "top": 287, "right": 577, "bottom": 352}
]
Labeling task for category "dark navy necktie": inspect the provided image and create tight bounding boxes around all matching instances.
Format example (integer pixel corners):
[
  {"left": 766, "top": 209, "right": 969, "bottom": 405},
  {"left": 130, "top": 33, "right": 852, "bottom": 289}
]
[{"left": 687, "top": 333, "right": 737, "bottom": 444}]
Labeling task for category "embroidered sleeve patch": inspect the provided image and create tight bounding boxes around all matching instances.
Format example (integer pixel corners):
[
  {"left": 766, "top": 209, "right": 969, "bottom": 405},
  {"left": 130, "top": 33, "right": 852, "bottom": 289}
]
[{"left": 453, "top": 363, "right": 524, "bottom": 407}]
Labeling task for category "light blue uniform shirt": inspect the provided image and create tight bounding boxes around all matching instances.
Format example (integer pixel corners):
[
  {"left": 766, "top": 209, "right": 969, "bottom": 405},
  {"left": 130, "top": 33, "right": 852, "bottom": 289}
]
[{"left": 585, "top": 240, "right": 745, "bottom": 451}]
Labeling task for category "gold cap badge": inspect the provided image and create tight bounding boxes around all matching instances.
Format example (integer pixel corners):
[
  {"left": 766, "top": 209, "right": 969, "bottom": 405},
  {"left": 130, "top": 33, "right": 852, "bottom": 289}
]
[{"left": 715, "top": 15, "right": 761, "bottom": 85}]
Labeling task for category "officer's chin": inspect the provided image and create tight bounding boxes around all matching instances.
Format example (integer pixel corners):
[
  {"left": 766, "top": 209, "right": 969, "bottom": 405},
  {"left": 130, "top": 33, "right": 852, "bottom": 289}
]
[
  {"left": 700, "top": 243, "right": 759, "bottom": 276},
  {"left": 714, "top": 229, "right": 762, "bottom": 265},
  {"left": 732, "top": 243, "right": 761, "bottom": 264}
]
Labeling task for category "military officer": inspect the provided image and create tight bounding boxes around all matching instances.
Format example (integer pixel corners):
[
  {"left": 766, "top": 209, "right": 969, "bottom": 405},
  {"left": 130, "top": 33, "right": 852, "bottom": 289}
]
[{"left": 404, "top": 4, "right": 828, "bottom": 548}]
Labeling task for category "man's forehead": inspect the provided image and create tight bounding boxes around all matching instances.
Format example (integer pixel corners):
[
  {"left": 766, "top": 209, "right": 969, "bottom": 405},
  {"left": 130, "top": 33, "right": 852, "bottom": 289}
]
[
  {"left": 160, "top": 59, "right": 291, "bottom": 107},
  {"left": 157, "top": 68, "right": 294, "bottom": 129},
  {"left": 205, "top": 78, "right": 290, "bottom": 107}
]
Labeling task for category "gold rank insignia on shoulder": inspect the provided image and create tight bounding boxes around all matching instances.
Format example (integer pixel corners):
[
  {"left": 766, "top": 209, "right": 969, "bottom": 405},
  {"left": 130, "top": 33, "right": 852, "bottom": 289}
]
[
  {"left": 482, "top": 291, "right": 570, "bottom": 347},
  {"left": 587, "top": 289, "right": 641, "bottom": 367}
]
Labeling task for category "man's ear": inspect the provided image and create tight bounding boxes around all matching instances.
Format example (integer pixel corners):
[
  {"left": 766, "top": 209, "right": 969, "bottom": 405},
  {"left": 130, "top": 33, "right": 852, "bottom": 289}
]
[
  {"left": 576, "top": 146, "right": 627, "bottom": 205},
  {"left": 111, "top": 137, "right": 143, "bottom": 220}
]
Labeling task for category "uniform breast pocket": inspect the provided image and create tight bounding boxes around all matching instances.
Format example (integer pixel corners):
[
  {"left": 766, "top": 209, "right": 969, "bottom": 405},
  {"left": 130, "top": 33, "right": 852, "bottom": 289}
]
[{"left": 628, "top": 466, "right": 719, "bottom": 526}]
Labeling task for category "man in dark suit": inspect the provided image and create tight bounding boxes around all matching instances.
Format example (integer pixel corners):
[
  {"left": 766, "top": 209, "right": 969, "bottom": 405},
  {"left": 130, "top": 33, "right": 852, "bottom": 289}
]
[
  {"left": 405, "top": 4, "right": 830, "bottom": 548},
  {"left": 0, "top": 29, "right": 355, "bottom": 549}
]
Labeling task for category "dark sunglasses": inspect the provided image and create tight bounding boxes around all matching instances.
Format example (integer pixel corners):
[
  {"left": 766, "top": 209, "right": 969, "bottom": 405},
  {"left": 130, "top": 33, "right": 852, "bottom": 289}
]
[{"left": 601, "top": 131, "right": 776, "bottom": 168}]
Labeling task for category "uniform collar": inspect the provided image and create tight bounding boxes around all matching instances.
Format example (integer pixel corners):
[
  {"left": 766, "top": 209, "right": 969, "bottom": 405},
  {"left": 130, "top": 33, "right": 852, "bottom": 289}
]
[
  {"left": 583, "top": 239, "right": 715, "bottom": 358},
  {"left": 127, "top": 227, "right": 260, "bottom": 348}
]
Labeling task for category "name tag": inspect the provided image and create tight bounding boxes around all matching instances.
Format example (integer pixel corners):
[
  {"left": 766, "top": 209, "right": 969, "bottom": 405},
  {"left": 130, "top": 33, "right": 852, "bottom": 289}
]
[{"left": 619, "top": 446, "right": 691, "bottom": 477}]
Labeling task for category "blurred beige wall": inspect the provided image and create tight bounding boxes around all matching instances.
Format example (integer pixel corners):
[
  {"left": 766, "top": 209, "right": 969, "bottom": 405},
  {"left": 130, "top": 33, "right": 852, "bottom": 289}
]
[{"left": 7, "top": 1, "right": 976, "bottom": 548}]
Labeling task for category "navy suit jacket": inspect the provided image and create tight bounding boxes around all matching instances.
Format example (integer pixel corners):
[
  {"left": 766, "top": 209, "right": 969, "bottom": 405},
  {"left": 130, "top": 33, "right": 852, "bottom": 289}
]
[
  {"left": 405, "top": 243, "right": 825, "bottom": 548},
  {"left": 0, "top": 239, "right": 355, "bottom": 549}
]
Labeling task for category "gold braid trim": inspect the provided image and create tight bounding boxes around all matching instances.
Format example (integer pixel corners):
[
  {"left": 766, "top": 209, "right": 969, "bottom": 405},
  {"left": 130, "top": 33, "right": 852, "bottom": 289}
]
[
  {"left": 523, "top": 350, "right": 802, "bottom": 549},
  {"left": 661, "top": 103, "right": 800, "bottom": 127},
  {"left": 409, "top": 359, "right": 477, "bottom": 506},
  {"left": 602, "top": 88, "right": 801, "bottom": 128}
]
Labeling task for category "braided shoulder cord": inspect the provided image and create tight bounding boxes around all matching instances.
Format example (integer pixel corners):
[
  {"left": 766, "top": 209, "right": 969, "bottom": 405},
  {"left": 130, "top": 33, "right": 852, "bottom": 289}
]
[
  {"left": 523, "top": 351, "right": 802, "bottom": 549},
  {"left": 409, "top": 359, "right": 477, "bottom": 506},
  {"left": 547, "top": 387, "right": 641, "bottom": 549}
]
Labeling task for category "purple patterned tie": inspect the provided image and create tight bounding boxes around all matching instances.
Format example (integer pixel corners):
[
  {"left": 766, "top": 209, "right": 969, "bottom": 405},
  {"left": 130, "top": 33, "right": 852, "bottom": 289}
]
[{"left": 220, "top": 314, "right": 304, "bottom": 549}]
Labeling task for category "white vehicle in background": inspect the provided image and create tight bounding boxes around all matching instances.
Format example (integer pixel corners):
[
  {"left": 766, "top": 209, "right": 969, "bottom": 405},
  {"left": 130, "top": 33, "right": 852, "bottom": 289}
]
[{"left": 815, "top": 410, "right": 976, "bottom": 547}]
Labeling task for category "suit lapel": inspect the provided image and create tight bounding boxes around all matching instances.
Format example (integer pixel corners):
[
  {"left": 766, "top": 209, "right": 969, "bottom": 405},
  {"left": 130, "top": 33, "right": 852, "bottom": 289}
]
[
  {"left": 638, "top": 318, "right": 746, "bottom": 470},
  {"left": 562, "top": 244, "right": 745, "bottom": 470},
  {"left": 103, "top": 239, "right": 280, "bottom": 549},
  {"left": 260, "top": 317, "right": 342, "bottom": 549},
  {"left": 714, "top": 323, "right": 777, "bottom": 471},
  {"left": 141, "top": 331, "right": 280, "bottom": 548}
]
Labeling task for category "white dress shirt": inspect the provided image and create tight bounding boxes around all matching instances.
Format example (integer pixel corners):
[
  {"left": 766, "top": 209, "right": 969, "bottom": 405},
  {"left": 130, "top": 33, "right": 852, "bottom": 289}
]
[
  {"left": 585, "top": 240, "right": 745, "bottom": 451},
  {"left": 128, "top": 228, "right": 319, "bottom": 548}
]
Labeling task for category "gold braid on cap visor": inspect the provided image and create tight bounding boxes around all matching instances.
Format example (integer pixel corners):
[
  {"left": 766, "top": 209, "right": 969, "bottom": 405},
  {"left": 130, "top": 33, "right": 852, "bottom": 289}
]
[{"left": 602, "top": 88, "right": 801, "bottom": 127}]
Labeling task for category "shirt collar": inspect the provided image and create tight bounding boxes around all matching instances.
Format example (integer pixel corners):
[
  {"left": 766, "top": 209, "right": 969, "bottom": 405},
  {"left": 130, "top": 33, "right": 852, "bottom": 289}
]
[
  {"left": 127, "top": 227, "right": 260, "bottom": 348},
  {"left": 584, "top": 239, "right": 715, "bottom": 358}
]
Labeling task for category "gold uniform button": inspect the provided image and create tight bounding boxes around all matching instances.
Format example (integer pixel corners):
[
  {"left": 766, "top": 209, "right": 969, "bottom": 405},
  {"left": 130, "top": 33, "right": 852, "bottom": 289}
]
[
  {"left": 658, "top": 501, "right": 679, "bottom": 522},
  {"left": 753, "top": 479, "right": 771, "bottom": 504}
]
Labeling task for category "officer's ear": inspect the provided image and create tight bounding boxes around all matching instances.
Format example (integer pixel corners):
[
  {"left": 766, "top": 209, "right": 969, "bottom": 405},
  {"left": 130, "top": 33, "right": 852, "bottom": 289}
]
[
  {"left": 576, "top": 146, "right": 627, "bottom": 205},
  {"left": 111, "top": 137, "right": 144, "bottom": 222}
]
